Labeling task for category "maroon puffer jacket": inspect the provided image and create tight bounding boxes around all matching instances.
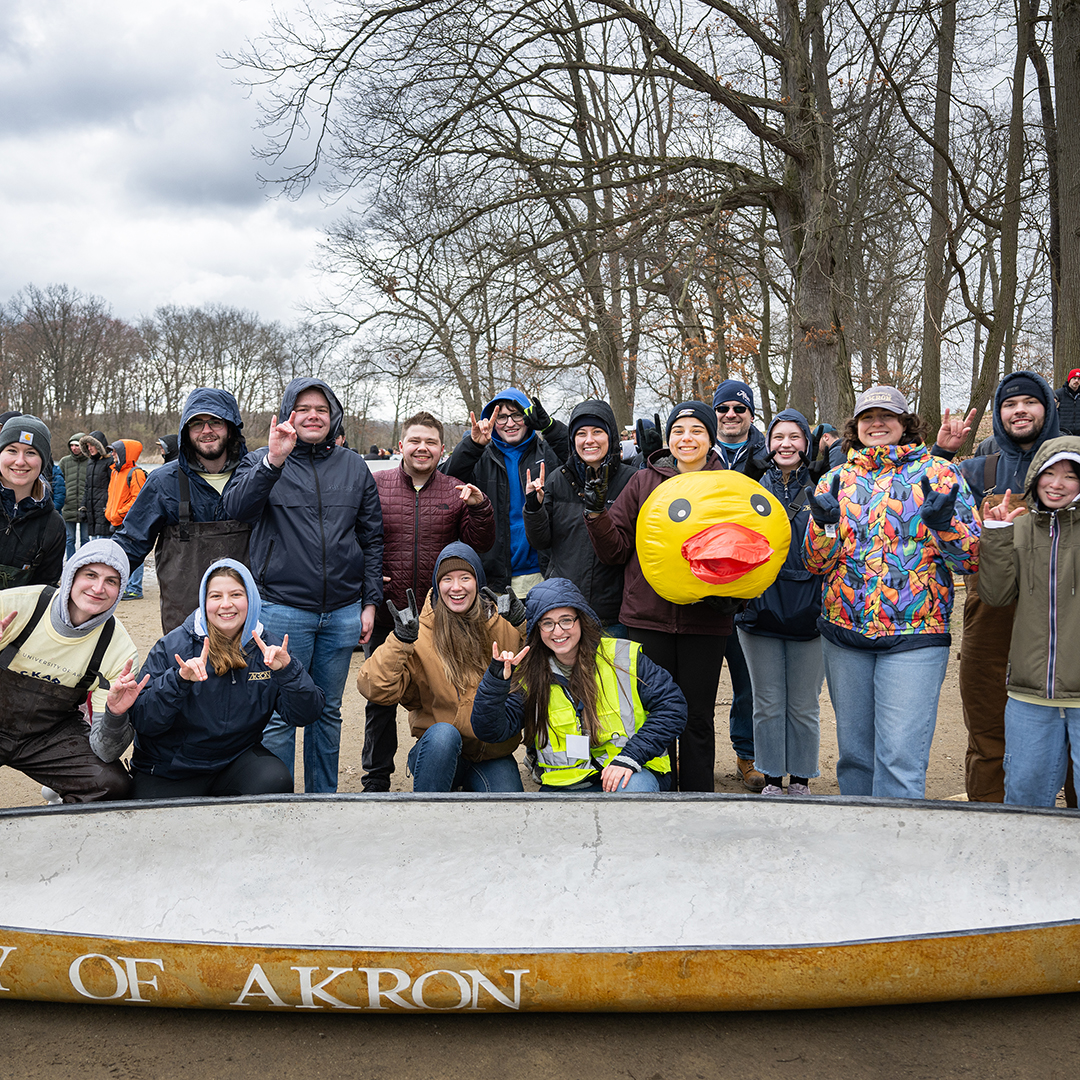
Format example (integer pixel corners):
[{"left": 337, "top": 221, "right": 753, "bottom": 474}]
[
  {"left": 375, "top": 465, "right": 496, "bottom": 626},
  {"left": 585, "top": 450, "right": 733, "bottom": 636}
]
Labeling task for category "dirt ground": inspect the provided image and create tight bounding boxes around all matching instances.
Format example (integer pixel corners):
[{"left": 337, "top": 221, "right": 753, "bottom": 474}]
[{"left": 2, "top": 565, "right": 1079, "bottom": 1079}]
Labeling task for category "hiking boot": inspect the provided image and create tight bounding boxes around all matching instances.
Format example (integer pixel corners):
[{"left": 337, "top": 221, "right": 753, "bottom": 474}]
[
  {"left": 121, "top": 589, "right": 142, "bottom": 601},
  {"left": 737, "top": 757, "right": 766, "bottom": 792}
]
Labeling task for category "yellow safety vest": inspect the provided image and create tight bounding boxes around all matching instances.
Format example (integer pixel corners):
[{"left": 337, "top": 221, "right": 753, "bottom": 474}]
[{"left": 535, "top": 638, "right": 671, "bottom": 787}]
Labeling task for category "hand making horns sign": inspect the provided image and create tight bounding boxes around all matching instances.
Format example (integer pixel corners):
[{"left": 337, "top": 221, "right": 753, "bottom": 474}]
[
  {"left": 267, "top": 411, "right": 298, "bottom": 467},
  {"left": 106, "top": 658, "right": 151, "bottom": 713},
  {"left": 252, "top": 631, "right": 291, "bottom": 671},
  {"left": 492, "top": 640, "right": 530, "bottom": 680},
  {"left": 982, "top": 489, "right": 1027, "bottom": 524},
  {"left": 176, "top": 637, "right": 211, "bottom": 682},
  {"left": 525, "top": 461, "right": 545, "bottom": 505},
  {"left": 469, "top": 410, "right": 493, "bottom": 447}
]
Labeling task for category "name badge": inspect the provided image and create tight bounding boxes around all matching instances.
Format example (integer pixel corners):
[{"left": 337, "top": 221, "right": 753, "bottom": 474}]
[{"left": 564, "top": 734, "right": 590, "bottom": 761}]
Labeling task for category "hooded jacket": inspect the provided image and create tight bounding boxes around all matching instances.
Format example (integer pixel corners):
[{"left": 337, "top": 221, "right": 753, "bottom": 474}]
[
  {"left": 585, "top": 448, "right": 733, "bottom": 635},
  {"left": 0, "top": 465, "right": 66, "bottom": 589},
  {"left": 356, "top": 543, "right": 523, "bottom": 761},
  {"left": 445, "top": 388, "right": 570, "bottom": 591},
  {"left": 977, "top": 436, "right": 1080, "bottom": 700},
  {"left": 105, "top": 440, "right": 145, "bottom": 528},
  {"left": 960, "top": 371, "right": 1061, "bottom": 506},
  {"left": 469, "top": 576, "right": 687, "bottom": 774},
  {"left": 114, "top": 388, "right": 249, "bottom": 570},
  {"left": 522, "top": 399, "right": 635, "bottom": 624},
  {"left": 223, "top": 377, "right": 384, "bottom": 613},
  {"left": 128, "top": 559, "right": 324, "bottom": 779},
  {"left": 803, "top": 441, "right": 979, "bottom": 647},
  {"left": 79, "top": 431, "right": 112, "bottom": 535},
  {"left": 59, "top": 433, "right": 87, "bottom": 524},
  {"left": 1056, "top": 381, "right": 1080, "bottom": 437},
  {"left": 714, "top": 422, "right": 767, "bottom": 472},
  {"left": 736, "top": 409, "right": 823, "bottom": 641}
]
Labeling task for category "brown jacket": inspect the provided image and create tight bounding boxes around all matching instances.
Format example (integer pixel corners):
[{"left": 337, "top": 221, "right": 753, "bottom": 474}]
[{"left": 356, "top": 594, "right": 524, "bottom": 761}]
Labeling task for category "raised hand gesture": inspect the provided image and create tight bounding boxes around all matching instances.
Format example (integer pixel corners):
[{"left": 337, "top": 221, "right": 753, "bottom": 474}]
[
  {"left": 935, "top": 408, "right": 977, "bottom": 454},
  {"left": 176, "top": 637, "right": 211, "bottom": 682},
  {"left": 253, "top": 631, "right": 291, "bottom": 671},
  {"left": 105, "top": 658, "right": 150, "bottom": 713},
  {"left": 919, "top": 476, "right": 960, "bottom": 532},
  {"left": 492, "top": 640, "right": 530, "bottom": 680},
  {"left": 267, "top": 412, "right": 298, "bottom": 467},
  {"left": 982, "top": 489, "right": 1027, "bottom": 523},
  {"left": 806, "top": 474, "right": 842, "bottom": 527},
  {"left": 524, "top": 462, "right": 546, "bottom": 510},
  {"left": 388, "top": 588, "right": 420, "bottom": 644},
  {"left": 455, "top": 482, "right": 485, "bottom": 507},
  {"left": 469, "top": 410, "right": 492, "bottom": 447}
]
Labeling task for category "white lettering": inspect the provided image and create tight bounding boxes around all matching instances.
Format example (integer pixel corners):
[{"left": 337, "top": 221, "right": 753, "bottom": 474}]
[
  {"left": 69, "top": 954, "right": 127, "bottom": 1000},
  {"left": 117, "top": 957, "right": 165, "bottom": 1003},
  {"left": 356, "top": 968, "right": 419, "bottom": 1010},
  {"left": 0, "top": 945, "right": 15, "bottom": 992},
  {"left": 411, "top": 969, "right": 471, "bottom": 1011},
  {"left": 231, "top": 964, "right": 288, "bottom": 1008},
  {"left": 291, "top": 967, "right": 361, "bottom": 1010},
  {"left": 464, "top": 969, "right": 529, "bottom": 1011}
]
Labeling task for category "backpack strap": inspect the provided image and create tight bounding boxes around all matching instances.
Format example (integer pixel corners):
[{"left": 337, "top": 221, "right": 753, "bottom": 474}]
[{"left": 0, "top": 587, "right": 55, "bottom": 669}]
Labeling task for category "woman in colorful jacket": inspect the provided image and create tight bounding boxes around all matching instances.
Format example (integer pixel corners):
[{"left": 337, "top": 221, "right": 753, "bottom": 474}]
[
  {"left": 471, "top": 578, "right": 686, "bottom": 792},
  {"left": 356, "top": 542, "right": 526, "bottom": 791},
  {"left": 802, "top": 386, "right": 979, "bottom": 799},
  {"left": 124, "top": 559, "right": 323, "bottom": 798},
  {"left": 735, "top": 409, "right": 824, "bottom": 796},
  {"left": 977, "top": 436, "right": 1080, "bottom": 807}
]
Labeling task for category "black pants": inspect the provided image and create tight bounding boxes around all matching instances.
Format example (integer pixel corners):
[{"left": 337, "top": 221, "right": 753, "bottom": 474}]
[
  {"left": 629, "top": 628, "right": 727, "bottom": 792},
  {"left": 131, "top": 745, "right": 294, "bottom": 799},
  {"left": 361, "top": 623, "right": 398, "bottom": 792}
]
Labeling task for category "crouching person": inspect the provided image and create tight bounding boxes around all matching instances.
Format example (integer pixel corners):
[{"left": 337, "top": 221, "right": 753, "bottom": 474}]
[
  {"left": 122, "top": 559, "right": 324, "bottom": 799},
  {"left": 0, "top": 539, "right": 140, "bottom": 802}
]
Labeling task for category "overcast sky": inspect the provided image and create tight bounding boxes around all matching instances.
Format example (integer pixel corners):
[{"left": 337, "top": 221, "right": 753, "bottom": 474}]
[{"left": 0, "top": 0, "right": 333, "bottom": 325}]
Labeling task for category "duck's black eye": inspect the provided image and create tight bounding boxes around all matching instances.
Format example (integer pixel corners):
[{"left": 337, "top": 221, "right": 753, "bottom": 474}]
[
  {"left": 750, "top": 494, "right": 771, "bottom": 516},
  {"left": 668, "top": 498, "right": 692, "bottom": 522}
]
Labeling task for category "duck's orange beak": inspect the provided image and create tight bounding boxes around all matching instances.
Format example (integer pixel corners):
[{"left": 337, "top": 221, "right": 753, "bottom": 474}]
[{"left": 681, "top": 522, "right": 773, "bottom": 584}]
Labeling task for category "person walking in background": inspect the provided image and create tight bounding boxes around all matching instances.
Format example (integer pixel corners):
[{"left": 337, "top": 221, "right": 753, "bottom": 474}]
[
  {"left": 224, "top": 377, "right": 383, "bottom": 794},
  {"left": 79, "top": 432, "right": 112, "bottom": 544},
  {"left": 1055, "top": 369, "right": 1080, "bottom": 437},
  {"left": 105, "top": 440, "right": 147, "bottom": 600},
  {"left": 445, "top": 388, "right": 568, "bottom": 595},
  {"left": 803, "top": 386, "right": 979, "bottom": 799},
  {"left": 59, "top": 433, "right": 88, "bottom": 558},
  {"left": 361, "top": 411, "right": 495, "bottom": 793}
]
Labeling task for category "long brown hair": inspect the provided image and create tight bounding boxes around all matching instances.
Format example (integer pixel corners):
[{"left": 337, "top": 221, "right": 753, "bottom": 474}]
[
  {"left": 204, "top": 567, "right": 248, "bottom": 677},
  {"left": 841, "top": 411, "right": 928, "bottom": 454},
  {"left": 515, "top": 613, "right": 615, "bottom": 749},
  {"left": 431, "top": 590, "right": 496, "bottom": 693}
]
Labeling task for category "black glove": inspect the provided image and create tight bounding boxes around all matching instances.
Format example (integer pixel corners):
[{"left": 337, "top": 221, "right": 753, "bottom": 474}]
[
  {"left": 480, "top": 586, "right": 527, "bottom": 627},
  {"left": 387, "top": 588, "right": 420, "bottom": 644},
  {"left": 801, "top": 449, "right": 832, "bottom": 484},
  {"left": 523, "top": 396, "right": 553, "bottom": 433},
  {"left": 703, "top": 595, "right": 745, "bottom": 615},
  {"left": 635, "top": 414, "right": 663, "bottom": 458},
  {"left": 582, "top": 462, "right": 612, "bottom": 512},
  {"left": 744, "top": 448, "right": 776, "bottom": 482},
  {"left": 919, "top": 477, "right": 960, "bottom": 532},
  {"left": 806, "top": 475, "right": 842, "bottom": 527}
]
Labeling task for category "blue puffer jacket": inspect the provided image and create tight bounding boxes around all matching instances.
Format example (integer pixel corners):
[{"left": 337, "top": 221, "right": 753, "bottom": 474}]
[
  {"left": 736, "top": 410, "right": 823, "bottom": 641},
  {"left": 114, "top": 388, "right": 249, "bottom": 570},
  {"left": 128, "top": 559, "right": 324, "bottom": 779},
  {"left": 960, "top": 371, "right": 1061, "bottom": 505},
  {"left": 223, "top": 378, "right": 384, "bottom": 613}
]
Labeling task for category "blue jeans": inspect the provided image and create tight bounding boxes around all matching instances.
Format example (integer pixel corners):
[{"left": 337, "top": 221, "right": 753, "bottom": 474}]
[
  {"left": 64, "top": 521, "right": 88, "bottom": 559},
  {"left": 822, "top": 639, "right": 949, "bottom": 799},
  {"left": 724, "top": 628, "right": 755, "bottom": 760},
  {"left": 126, "top": 563, "right": 144, "bottom": 595},
  {"left": 260, "top": 600, "right": 362, "bottom": 793},
  {"left": 1004, "top": 698, "right": 1080, "bottom": 807},
  {"left": 738, "top": 630, "right": 823, "bottom": 779},
  {"left": 406, "top": 723, "right": 524, "bottom": 792},
  {"left": 540, "top": 769, "right": 663, "bottom": 793}
]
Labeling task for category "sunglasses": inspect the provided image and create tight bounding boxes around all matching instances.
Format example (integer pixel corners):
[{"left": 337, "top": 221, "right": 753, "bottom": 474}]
[{"left": 716, "top": 405, "right": 748, "bottom": 415}]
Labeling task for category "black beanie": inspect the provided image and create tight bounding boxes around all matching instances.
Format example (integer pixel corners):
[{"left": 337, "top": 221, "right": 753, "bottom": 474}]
[
  {"left": 665, "top": 401, "right": 718, "bottom": 445},
  {"left": 998, "top": 374, "right": 1048, "bottom": 411}
]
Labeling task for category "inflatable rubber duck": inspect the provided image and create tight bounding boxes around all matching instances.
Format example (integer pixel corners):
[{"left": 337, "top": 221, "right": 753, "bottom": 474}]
[{"left": 636, "top": 470, "right": 791, "bottom": 604}]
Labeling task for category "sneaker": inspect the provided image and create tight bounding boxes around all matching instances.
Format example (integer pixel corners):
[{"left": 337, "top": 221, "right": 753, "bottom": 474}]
[
  {"left": 788, "top": 782, "right": 812, "bottom": 796},
  {"left": 121, "top": 590, "right": 142, "bottom": 601},
  {"left": 761, "top": 784, "right": 784, "bottom": 796},
  {"left": 737, "top": 757, "right": 766, "bottom": 792},
  {"left": 41, "top": 785, "right": 63, "bottom": 805}
]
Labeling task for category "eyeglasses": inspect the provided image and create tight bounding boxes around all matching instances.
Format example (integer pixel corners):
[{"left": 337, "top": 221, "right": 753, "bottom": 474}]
[
  {"left": 495, "top": 412, "right": 525, "bottom": 427},
  {"left": 716, "top": 405, "right": 748, "bottom": 415},
  {"left": 187, "top": 418, "right": 228, "bottom": 433},
  {"left": 539, "top": 614, "right": 579, "bottom": 633}
]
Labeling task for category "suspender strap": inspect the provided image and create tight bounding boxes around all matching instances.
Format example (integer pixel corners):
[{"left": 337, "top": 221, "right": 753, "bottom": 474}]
[
  {"left": 75, "top": 617, "right": 116, "bottom": 694},
  {"left": 177, "top": 467, "right": 191, "bottom": 540},
  {"left": 0, "top": 588, "right": 55, "bottom": 669},
  {"left": 984, "top": 452, "right": 1000, "bottom": 496}
]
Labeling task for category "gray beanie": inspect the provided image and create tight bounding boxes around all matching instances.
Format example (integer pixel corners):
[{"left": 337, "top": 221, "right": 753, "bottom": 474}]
[
  {"left": 0, "top": 415, "right": 51, "bottom": 472},
  {"left": 52, "top": 539, "right": 131, "bottom": 635}
]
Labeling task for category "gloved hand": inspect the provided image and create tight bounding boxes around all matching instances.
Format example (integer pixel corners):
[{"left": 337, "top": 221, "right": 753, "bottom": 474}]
[
  {"left": 387, "top": 589, "right": 420, "bottom": 644},
  {"left": 806, "top": 475, "right": 842, "bottom": 527},
  {"left": 703, "top": 595, "right": 745, "bottom": 615},
  {"left": 919, "top": 477, "right": 960, "bottom": 531},
  {"left": 523, "top": 396, "right": 553, "bottom": 433},
  {"left": 744, "top": 448, "right": 776, "bottom": 482},
  {"left": 801, "top": 449, "right": 832, "bottom": 483},
  {"left": 635, "top": 414, "right": 663, "bottom": 458},
  {"left": 582, "top": 462, "right": 612, "bottom": 512},
  {"left": 481, "top": 586, "right": 527, "bottom": 627}
]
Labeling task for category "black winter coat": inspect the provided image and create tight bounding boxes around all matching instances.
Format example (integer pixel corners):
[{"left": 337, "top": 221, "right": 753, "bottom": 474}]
[
  {"left": 79, "top": 432, "right": 112, "bottom": 536},
  {"left": 1057, "top": 383, "right": 1080, "bottom": 437}
]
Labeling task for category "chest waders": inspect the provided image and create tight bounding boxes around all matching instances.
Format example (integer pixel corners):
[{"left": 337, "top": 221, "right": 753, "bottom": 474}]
[
  {"left": 154, "top": 468, "right": 251, "bottom": 633},
  {"left": 0, "top": 588, "right": 131, "bottom": 802}
]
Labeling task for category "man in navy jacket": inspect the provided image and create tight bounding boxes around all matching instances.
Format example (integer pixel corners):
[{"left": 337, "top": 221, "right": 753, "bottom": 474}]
[{"left": 224, "top": 378, "right": 384, "bottom": 793}]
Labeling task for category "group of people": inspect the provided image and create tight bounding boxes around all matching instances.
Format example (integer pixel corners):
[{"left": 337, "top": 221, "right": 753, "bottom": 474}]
[{"left": 1, "top": 366, "right": 1078, "bottom": 810}]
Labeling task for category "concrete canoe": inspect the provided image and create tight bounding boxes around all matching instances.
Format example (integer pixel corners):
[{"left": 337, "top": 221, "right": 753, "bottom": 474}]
[{"left": 1, "top": 793, "right": 1079, "bottom": 1012}]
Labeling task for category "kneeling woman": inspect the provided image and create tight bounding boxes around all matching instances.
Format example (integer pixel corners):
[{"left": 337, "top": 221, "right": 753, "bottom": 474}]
[
  {"left": 356, "top": 542, "right": 526, "bottom": 791},
  {"left": 471, "top": 579, "right": 686, "bottom": 792},
  {"left": 126, "top": 559, "right": 323, "bottom": 798}
]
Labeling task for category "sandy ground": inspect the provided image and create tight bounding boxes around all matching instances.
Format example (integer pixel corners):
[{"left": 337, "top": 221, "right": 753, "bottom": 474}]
[{"left": 2, "top": 567, "right": 1079, "bottom": 1078}]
